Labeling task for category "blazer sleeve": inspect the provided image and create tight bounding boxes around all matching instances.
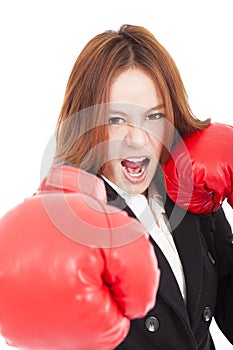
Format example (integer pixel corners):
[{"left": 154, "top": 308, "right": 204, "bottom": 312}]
[{"left": 210, "top": 207, "right": 233, "bottom": 344}]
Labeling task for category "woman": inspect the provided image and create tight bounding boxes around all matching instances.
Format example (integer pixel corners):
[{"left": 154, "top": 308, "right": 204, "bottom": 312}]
[{"left": 54, "top": 25, "right": 233, "bottom": 349}]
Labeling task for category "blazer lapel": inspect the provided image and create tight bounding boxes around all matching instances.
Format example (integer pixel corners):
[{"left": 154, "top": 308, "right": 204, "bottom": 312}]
[
  {"left": 151, "top": 238, "right": 191, "bottom": 326},
  {"left": 104, "top": 180, "right": 192, "bottom": 327},
  {"left": 104, "top": 180, "right": 136, "bottom": 218},
  {"left": 165, "top": 196, "right": 203, "bottom": 329}
]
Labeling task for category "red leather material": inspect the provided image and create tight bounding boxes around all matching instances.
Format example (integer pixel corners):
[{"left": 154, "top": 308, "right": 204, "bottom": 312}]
[
  {"left": 0, "top": 166, "right": 160, "bottom": 350},
  {"left": 163, "top": 123, "right": 233, "bottom": 214}
]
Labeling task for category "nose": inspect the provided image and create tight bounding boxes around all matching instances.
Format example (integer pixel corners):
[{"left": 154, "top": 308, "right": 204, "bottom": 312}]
[{"left": 125, "top": 125, "right": 149, "bottom": 147}]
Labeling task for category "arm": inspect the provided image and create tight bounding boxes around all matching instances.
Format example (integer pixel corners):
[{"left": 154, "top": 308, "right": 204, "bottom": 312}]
[
  {"left": 163, "top": 123, "right": 233, "bottom": 214},
  {"left": 0, "top": 183, "right": 159, "bottom": 350},
  {"left": 211, "top": 208, "right": 233, "bottom": 344}
]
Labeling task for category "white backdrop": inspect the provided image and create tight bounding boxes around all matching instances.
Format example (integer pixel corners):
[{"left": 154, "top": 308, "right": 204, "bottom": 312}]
[{"left": 0, "top": 0, "right": 232, "bottom": 349}]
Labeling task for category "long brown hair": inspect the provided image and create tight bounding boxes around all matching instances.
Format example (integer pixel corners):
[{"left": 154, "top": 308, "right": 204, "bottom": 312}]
[{"left": 54, "top": 24, "right": 210, "bottom": 174}]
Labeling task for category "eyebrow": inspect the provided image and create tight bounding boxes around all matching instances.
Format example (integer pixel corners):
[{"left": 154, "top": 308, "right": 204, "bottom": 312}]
[
  {"left": 109, "top": 103, "right": 165, "bottom": 116},
  {"left": 109, "top": 109, "right": 128, "bottom": 117},
  {"left": 146, "top": 103, "right": 165, "bottom": 114}
]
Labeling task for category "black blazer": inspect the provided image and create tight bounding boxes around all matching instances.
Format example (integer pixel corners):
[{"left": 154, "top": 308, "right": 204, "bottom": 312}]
[{"left": 104, "top": 181, "right": 233, "bottom": 350}]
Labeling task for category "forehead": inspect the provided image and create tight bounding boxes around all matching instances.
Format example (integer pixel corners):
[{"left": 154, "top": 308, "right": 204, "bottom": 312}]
[{"left": 110, "top": 68, "right": 163, "bottom": 109}]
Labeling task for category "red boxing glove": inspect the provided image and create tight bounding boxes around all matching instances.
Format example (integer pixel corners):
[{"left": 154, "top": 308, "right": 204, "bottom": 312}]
[
  {"left": 0, "top": 165, "right": 160, "bottom": 350},
  {"left": 163, "top": 122, "right": 233, "bottom": 214}
]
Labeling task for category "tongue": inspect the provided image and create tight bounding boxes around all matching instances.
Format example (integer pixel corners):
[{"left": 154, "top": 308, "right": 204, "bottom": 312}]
[
  {"left": 121, "top": 160, "right": 143, "bottom": 174},
  {"left": 122, "top": 160, "right": 142, "bottom": 169}
]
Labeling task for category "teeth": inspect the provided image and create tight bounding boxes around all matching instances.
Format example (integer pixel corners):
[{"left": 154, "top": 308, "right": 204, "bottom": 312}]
[
  {"left": 127, "top": 169, "right": 145, "bottom": 177},
  {"left": 126, "top": 157, "right": 146, "bottom": 162}
]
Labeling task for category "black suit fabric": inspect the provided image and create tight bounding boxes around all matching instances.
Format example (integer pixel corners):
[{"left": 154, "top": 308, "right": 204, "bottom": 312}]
[{"left": 104, "top": 181, "right": 233, "bottom": 350}]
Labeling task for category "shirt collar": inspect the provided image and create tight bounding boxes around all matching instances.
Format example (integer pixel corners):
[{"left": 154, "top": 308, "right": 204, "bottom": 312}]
[
  {"left": 101, "top": 175, "right": 129, "bottom": 199},
  {"left": 148, "top": 181, "right": 166, "bottom": 218},
  {"left": 101, "top": 175, "right": 165, "bottom": 221}
]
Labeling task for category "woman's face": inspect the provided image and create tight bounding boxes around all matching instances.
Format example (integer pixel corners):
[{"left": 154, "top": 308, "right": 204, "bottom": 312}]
[{"left": 101, "top": 68, "right": 166, "bottom": 195}]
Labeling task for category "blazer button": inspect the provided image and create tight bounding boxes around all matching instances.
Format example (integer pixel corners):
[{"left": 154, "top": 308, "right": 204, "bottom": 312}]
[
  {"left": 145, "top": 316, "right": 160, "bottom": 332},
  {"left": 202, "top": 306, "right": 212, "bottom": 322}
]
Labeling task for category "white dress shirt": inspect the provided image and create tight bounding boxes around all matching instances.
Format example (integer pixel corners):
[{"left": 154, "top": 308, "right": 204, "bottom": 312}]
[{"left": 102, "top": 176, "right": 187, "bottom": 302}]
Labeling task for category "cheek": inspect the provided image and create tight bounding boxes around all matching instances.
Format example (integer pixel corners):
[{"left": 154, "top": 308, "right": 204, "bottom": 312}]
[
  {"left": 149, "top": 136, "right": 164, "bottom": 157},
  {"left": 108, "top": 124, "right": 127, "bottom": 138},
  {"left": 101, "top": 159, "right": 121, "bottom": 183},
  {"left": 106, "top": 136, "right": 125, "bottom": 162}
]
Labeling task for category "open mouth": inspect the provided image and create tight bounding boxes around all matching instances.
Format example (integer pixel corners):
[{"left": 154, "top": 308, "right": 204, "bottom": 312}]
[{"left": 121, "top": 157, "right": 150, "bottom": 180}]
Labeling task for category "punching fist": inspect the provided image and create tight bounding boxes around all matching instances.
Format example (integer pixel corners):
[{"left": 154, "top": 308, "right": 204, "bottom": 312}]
[
  {"left": 0, "top": 165, "right": 160, "bottom": 350},
  {"left": 163, "top": 122, "right": 233, "bottom": 214}
]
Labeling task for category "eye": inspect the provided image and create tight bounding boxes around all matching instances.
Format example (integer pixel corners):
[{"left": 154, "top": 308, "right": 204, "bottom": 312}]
[
  {"left": 145, "top": 113, "right": 165, "bottom": 121},
  {"left": 108, "top": 116, "right": 126, "bottom": 124}
]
